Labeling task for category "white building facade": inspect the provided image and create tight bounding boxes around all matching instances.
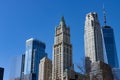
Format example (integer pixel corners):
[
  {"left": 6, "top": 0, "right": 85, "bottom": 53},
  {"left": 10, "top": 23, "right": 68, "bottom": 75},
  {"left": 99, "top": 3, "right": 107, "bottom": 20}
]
[{"left": 84, "top": 12, "right": 104, "bottom": 73}]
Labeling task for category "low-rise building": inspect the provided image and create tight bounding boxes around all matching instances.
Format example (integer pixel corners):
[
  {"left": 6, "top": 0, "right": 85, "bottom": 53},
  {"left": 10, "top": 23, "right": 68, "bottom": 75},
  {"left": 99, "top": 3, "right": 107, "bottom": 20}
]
[
  {"left": 90, "top": 61, "right": 114, "bottom": 80},
  {"left": 112, "top": 68, "right": 120, "bottom": 80}
]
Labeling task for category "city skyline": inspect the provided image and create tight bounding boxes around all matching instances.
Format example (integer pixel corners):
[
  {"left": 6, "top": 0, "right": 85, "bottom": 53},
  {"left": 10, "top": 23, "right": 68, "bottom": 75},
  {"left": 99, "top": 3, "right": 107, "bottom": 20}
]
[{"left": 0, "top": 0, "right": 120, "bottom": 80}]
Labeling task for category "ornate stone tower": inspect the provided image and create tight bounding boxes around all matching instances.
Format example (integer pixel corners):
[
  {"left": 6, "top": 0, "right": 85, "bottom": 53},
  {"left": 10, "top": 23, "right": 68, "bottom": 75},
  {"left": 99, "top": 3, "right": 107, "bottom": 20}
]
[{"left": 52, "top": 17, "right": 72, "bottom": 80}]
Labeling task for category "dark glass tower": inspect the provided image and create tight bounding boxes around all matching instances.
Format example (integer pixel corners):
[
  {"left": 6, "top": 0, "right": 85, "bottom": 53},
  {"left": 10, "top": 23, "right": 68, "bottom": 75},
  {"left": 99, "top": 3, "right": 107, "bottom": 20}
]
[
  {"left": 0, "top": 67, "right": 4, "bottom": 80},
  {"left": 20, "top": 54, "right": 25, "bottom": 79},
  {"left": 102, "top": 26, "right": 119, "bottom": 68},
  {"left": 24, "top": 38, "right": 47, "bottom": 80}
]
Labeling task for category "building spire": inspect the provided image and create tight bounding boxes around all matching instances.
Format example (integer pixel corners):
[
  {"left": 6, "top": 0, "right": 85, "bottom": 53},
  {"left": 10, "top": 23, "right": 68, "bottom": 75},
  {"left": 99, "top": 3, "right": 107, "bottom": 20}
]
[
  {"left": 103, "top": 4, "right": 107, "bottom": 26},
  {"left": 59, "top": 16, "right": 66, "bottom": 27},
  {"left": 61, "top": 16, "right": 65, "bottom": 22}
]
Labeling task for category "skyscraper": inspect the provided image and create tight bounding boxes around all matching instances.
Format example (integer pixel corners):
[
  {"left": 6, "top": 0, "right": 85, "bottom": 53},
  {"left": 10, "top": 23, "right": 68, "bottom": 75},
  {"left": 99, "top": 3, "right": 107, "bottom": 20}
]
[
  {"left": 52, "top": 17, "right": 73, "bottom": 80},
  {"left": 20, "top": 54, "right": 25, "bottom": 79},
  {"left": 24, "top": 38, "right": 47, "bottom": 80},
  {"left": 10, "top": 55, "right": 23, "bottom": 80},
  {"left": 102, "top": 26, "right": 119, "bottom": 68},
  {"left": 39, "top": 57, "right": 52, "bottom": 80},
  {"left": 0, "top": 67, "right": 4, "bottom": 80},
  {"left": 84, "top": 12, "right": 104, "bottom": 73}
]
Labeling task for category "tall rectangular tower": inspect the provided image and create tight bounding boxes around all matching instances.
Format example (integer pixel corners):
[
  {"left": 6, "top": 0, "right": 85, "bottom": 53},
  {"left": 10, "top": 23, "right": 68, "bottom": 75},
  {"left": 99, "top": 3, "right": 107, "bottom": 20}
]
[
  {"left": 10, "top": 55, "right": 23, "bottom": 80},
  {"left": 24, "top": 38, "right": 47, "bottom": 80},
  {"left": 84, "top": 12, "right": 104, "bottom": 73},
  {"left": 52, "top": 17, "right": 72, "bottom": 80},
  {"left": 102, "top": 26, "right": 119, "bottom": 68},
  {"left": 20, "top": 54, "right": 25, "bottom": 79}
]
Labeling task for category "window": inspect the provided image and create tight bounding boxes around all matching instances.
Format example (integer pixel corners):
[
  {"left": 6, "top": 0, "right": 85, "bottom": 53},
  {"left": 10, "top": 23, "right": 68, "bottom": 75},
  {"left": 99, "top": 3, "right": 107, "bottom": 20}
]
[
  {"left": 91, "top": 20, "right": 94, "bottom": 26},
  {"left": 57, "top": 48, "right": 59, "bottom": 54}
]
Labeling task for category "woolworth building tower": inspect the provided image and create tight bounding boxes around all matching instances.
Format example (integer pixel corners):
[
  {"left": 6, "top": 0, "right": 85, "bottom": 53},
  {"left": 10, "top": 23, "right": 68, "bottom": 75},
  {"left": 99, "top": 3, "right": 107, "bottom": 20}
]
[{"left": 52, "top": 17, "right": 73, "bottom": 80}]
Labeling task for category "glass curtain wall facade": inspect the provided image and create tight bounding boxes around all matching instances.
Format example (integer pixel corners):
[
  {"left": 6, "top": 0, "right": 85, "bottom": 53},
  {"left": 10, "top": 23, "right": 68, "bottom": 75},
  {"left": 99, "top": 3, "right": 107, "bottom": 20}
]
[
  {"left": 20, "top": 54, "right": 25, "bottom": 79},
  {"left": 0, "top": 67, "right": 4, "bottom": 80},
  {"left": 9, "top": 55, "right": 23, "bottom": 80},
  {"left": 24, "top": 38, "right": 47, "bottom": 80},
  {"left": 102, "top": 26, "right": 119, "bottom": 68}
]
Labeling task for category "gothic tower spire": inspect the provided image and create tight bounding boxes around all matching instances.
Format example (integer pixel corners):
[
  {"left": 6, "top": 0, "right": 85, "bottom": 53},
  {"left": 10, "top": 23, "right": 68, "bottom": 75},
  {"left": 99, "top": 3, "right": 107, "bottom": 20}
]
[
  {"left": 59, "top": 16, "right": 66, "bottom": 27},
  {"left": 52, "top": 17, "right": 73, "bottom": 80}
]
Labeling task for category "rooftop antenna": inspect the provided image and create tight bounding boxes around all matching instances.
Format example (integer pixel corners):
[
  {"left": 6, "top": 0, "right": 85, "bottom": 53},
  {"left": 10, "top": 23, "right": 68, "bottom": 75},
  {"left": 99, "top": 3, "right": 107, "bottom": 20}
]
[{"left": 103, "top": 4, "right": 107, "bottom": 26}]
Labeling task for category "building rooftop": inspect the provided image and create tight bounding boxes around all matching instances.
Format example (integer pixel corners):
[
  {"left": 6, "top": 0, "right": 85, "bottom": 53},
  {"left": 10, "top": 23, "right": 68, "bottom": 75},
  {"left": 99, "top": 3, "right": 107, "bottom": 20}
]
[{"left": 103, "top": 25, "right": 111, "bottom": 28}]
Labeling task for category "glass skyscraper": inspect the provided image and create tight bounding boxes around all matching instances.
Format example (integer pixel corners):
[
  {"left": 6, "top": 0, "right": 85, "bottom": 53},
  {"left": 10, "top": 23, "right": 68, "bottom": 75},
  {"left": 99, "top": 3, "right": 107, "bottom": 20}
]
[
  {"left": 24, "top": 38, "right": 47, "bottom": 80},
  {"left": 0, "top": 67, "right": 4, "bottom": 80},
  {"left": 102, "top": 26, "right": 119, "bottom": 68},
  {"left": 10, "top": 55, "right": 23, "bottom": 80}
]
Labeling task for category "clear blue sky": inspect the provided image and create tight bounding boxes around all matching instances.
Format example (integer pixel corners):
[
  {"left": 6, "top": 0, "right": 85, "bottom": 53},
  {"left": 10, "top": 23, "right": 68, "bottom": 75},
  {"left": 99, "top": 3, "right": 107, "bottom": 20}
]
[{"left": 0, "top": 0, "right": 120, "bottom": 80}]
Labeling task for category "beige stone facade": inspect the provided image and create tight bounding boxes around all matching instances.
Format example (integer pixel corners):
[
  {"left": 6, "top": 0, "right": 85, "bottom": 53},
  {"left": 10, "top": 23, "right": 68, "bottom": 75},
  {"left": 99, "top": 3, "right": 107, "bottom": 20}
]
[
  {"left": 52, "top": 17, "right": 72, "bottom": 80},
  {"left": 39, "top": 57, "right": 52, "bottom": 80}
]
